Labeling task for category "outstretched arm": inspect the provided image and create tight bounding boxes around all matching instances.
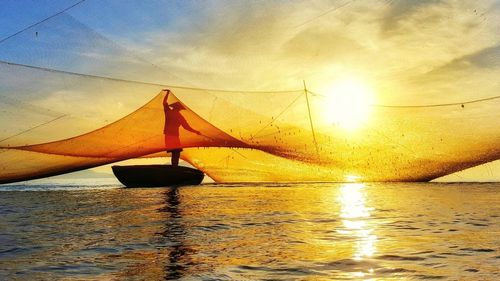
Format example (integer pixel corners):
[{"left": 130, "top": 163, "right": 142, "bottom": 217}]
[
  {"left": 179, "top": 115, "right": 201, "bottom": 135},
  {"left": 163, "top": 90, "right": 170, "bottom": 107}
]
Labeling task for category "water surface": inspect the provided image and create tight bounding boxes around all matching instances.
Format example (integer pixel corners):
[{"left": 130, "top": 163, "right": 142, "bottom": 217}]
[{"left": 0, "top": 181, "right": 499, "bottom": 280}]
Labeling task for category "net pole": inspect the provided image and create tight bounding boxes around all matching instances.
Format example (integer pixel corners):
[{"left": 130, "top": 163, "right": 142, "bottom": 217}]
[{"left": 303, "top": 80, "right": 320, "bottom": 159}]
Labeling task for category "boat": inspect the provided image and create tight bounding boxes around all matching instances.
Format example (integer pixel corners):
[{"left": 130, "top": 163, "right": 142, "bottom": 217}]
[{"left": 111, "top": 164, "right": 204, "bottom": 187}]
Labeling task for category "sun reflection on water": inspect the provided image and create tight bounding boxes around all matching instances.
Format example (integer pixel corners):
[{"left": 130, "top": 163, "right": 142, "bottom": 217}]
[{"left": 338, "top": 183, "right": 377, "bottom": 261}]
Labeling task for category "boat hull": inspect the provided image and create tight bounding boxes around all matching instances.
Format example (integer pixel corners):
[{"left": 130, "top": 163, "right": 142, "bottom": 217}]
[{"left": 112, "top": 165, "right": 204, "bottom": 187}]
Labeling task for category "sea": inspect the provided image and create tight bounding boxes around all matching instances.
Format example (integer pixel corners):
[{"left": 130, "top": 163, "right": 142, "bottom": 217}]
[{"left": 0, "top": 179, "right": 499, "bottom": 280}]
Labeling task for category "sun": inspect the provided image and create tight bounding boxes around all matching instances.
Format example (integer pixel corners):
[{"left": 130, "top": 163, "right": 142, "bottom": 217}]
[{"left": 319, "top": 77, "right": 375, "bottom": 130}]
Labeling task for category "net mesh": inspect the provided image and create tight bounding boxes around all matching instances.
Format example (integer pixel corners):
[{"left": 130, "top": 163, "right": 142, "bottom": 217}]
[{"left": 0, "top": 0, "right": 499, "bottom": 183}]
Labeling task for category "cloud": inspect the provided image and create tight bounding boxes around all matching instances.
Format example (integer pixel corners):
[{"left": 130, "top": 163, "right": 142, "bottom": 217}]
[
  {"left": 406, "top": 43, "right": 500, "bottom": 101},
  {"left": 436, "top": 44, "right": 500, "bottom": 71},
  {"left": 380, "top": 0, "right": 443, "bottom": 34}
]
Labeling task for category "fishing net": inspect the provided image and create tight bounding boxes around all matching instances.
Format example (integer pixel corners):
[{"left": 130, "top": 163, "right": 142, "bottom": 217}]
[{"left": 1, "top": 0, "right": 499, "bottom": 183}]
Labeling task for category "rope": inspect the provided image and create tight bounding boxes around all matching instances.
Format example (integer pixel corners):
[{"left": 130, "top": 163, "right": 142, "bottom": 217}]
[
  {"left": 371, "top": 95, "right": 500, "bottom": 108},
  {"left": 0, "top": 0, "right": 87, "bottom": 45},
  {"left": 307, "top": 90, "right": 500, "bottom": 108},
  {"left": 0, "top": 114, "right": 67, "bottom": 144},
  {"left": 0, "top": 60, "right": 302, "bottom": 94},
  {"left": 250, "top": 92, "right": 304, "bottom": 139},
  {"left": 304, "top": 81, "right": 320, "bottom": 159}
]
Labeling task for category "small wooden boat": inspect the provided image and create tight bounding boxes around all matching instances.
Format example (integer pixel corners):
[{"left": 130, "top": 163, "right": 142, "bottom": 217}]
[{"left": 112, "top": 165, "right": 204, "bottom": 187}]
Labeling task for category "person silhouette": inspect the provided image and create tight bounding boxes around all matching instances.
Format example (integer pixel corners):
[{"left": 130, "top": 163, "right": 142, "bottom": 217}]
[{"left": 163, "top": 90, "right": 201, "bottom": 166}]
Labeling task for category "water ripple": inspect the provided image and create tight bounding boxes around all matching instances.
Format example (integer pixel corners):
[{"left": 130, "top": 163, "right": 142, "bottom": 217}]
[{"left": 0, "top": 182, "right": 499, "bottom": 280}]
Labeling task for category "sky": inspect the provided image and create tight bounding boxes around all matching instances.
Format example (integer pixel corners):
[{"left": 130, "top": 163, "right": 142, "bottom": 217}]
[
  {"left": 0, "top": 0, "right": 499, "bottom": 181},
  {"left": 3, "top": 0, "right": 500, "bottom": 91}
]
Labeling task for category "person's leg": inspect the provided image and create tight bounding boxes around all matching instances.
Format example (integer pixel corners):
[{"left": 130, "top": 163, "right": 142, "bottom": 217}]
[{"left": 171, "top": 150, "right": 180, "bottom": 166}]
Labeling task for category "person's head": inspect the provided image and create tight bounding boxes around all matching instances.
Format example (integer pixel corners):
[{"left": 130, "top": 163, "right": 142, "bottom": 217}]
[{"left": 169, "top": 102, "right": 184, "bottom": 111}]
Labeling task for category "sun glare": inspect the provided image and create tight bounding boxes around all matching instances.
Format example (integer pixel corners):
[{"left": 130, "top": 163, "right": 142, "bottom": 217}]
[{"left": 320, "top": 78, "right": 374, "bottom": 130}]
